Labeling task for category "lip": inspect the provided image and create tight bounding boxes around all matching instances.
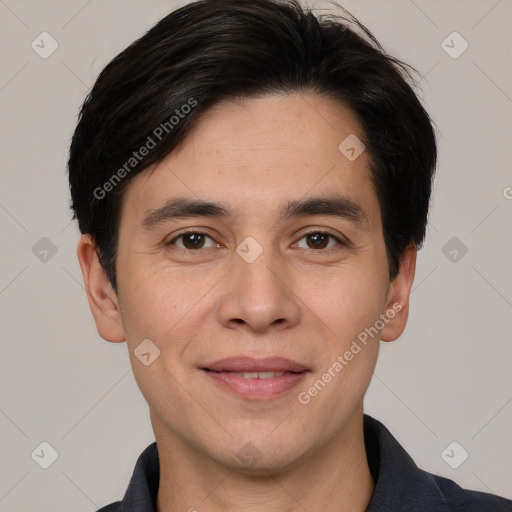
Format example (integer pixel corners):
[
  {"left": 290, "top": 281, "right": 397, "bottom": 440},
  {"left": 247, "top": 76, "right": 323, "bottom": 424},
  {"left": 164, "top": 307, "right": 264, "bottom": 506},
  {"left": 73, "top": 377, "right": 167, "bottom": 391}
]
[
  {"left": 201, "top": 357, "right": 310, "bottom": 401},
  {"left": 203, "top": 356, "right": 308, "bottom": 373}
]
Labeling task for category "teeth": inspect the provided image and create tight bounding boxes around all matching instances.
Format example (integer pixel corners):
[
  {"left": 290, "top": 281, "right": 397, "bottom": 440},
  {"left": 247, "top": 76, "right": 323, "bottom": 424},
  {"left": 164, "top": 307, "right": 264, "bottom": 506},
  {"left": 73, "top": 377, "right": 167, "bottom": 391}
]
[
  {"left": 242, "top": 372, "right": 259, "bottom": 379},
  {"left": 258, "top": 371, "right": 284, "bottom": 379},
  {"left": 231, "top": 371, "right": 285, "bottom": 379}
]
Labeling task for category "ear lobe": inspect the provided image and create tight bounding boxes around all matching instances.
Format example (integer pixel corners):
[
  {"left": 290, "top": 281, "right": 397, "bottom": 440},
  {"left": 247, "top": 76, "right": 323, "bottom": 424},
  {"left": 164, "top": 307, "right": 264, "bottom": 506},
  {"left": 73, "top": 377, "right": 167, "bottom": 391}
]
[
  {"left": 380, "top": 244, "right": 417, "bottom": 342},
  {"left": 76, "top": 234, "right": 126, "bottom": 343}
]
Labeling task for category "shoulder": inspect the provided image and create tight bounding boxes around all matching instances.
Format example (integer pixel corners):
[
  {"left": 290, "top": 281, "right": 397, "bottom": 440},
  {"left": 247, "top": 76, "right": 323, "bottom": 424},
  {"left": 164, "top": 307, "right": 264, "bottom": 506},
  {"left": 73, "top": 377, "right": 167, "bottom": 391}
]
[
  {"left": 93, "top": 441, "right": 160, "bottom": 512},
  {"left": 431, "top": 473, "right": 512, "bottom": 512},
  {"left": 363, "top": 415, "right": 512, "bottom": 512},
  {"left": 94, "top": 502, "right": 122, "bottom": 512}
]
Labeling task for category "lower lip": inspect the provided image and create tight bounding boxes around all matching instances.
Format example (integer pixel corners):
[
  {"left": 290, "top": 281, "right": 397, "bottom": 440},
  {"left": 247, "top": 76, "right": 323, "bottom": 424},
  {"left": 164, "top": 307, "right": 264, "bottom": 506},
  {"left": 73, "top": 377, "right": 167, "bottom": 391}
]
[{"left": 203, "top": 370, "right": 308, "bottom": 400}]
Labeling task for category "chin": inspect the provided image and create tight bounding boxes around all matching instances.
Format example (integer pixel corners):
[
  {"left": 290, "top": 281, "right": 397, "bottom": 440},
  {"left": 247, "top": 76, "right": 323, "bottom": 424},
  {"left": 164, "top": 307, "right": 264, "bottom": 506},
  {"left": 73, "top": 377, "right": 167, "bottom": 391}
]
[{"left": 212, "top": 434, "right": 307, "bottom": 475}]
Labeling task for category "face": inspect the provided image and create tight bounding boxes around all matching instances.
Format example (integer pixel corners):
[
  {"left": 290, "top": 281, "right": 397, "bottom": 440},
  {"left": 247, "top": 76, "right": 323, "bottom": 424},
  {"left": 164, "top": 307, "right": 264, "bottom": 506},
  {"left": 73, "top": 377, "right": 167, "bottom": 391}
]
[{"left": 79, "top": 92, "right": 414, "bottom": 471}]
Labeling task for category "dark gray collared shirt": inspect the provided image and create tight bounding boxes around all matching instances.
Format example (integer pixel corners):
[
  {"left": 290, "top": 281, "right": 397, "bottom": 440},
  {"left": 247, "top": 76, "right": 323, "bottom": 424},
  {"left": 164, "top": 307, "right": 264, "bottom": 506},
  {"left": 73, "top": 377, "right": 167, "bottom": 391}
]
[{"left": 96, "top": 415, "right": 512, "bottom": 511}]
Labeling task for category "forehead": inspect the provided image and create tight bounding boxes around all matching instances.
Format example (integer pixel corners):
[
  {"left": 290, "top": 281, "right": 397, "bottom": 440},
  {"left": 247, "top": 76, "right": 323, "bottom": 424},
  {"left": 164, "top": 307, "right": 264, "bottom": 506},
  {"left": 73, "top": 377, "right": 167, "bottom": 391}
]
[{"left": 120, "top": 92, "right": 378, "bottom": 226}]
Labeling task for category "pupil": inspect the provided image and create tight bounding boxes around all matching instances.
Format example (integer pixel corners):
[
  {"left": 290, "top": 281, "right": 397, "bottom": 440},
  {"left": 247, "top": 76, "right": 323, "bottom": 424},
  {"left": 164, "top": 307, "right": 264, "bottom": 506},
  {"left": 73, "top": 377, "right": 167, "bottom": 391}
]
[
  {"left": 308, "top": 233, "right": 327, "bottom": 249},
  {"left": 184, "top": 234, "right": 204, "bottom": 249}
]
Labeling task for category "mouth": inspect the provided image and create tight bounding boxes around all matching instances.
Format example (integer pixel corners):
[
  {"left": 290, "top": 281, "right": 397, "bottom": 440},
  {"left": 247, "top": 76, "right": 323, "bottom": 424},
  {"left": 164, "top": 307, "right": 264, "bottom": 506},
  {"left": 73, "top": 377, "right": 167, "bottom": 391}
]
[
  {"left": 206, "top": 370, "right": 294, "bottom": 379},
  {"left": 201, "top": 357, "right": 310, "bottom": 400}
]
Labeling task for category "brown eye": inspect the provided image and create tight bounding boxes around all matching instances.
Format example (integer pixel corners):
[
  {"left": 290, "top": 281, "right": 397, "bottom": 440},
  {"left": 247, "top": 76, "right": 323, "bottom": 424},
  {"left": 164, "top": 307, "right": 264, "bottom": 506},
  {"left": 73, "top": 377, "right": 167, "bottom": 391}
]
[
  {"left": 294, "top": 231, "right": 343, "bottom": 250},
  {"left": 169, "top": 232, "right": 217, "bottom": 250},
  {"left": 306, "top": 232, "right": 329, "bottom": 249}
]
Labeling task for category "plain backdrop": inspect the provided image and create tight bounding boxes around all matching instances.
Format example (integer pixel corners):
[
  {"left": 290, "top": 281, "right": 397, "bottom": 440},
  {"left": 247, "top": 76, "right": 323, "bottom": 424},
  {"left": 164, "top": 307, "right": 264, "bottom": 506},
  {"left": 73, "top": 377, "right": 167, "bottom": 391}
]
[{"left": 0, "top": 0, "right": 511, "bottom": 510}]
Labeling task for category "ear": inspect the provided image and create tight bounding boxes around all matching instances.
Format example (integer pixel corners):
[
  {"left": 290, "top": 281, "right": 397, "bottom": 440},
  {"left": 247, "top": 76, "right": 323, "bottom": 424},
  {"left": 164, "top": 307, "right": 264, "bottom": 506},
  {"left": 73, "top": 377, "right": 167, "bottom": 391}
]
[
  {"left": 76, "top": 234, "right": 126, "bottom": 343},
  {"left": 380, "top": 244, "right": 417, "bottom": 342}
]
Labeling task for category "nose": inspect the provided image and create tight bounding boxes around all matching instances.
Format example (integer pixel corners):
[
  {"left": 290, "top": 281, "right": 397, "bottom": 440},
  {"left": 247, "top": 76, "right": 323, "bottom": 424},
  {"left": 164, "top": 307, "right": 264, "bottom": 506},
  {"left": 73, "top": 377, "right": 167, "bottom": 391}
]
[{"left": 218, "top": 246, "right": 301, "bottom": 333}]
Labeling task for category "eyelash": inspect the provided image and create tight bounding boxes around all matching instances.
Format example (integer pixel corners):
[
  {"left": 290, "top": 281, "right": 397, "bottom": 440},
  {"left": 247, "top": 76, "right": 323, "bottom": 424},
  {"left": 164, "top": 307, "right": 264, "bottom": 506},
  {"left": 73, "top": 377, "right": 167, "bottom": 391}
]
[{"left": 167, "top": 229, "right": 346, "bottom": 252}]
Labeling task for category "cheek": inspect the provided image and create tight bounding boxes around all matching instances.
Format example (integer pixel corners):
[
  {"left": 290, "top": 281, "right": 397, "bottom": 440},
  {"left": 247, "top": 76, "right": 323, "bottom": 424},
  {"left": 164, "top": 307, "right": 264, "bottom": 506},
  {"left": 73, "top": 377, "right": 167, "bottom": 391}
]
[
  {"left": 118, "top": 268, "right": 208, "bottom": 413},
  {"left": 298, "top": 264, "right": 388, "bottom": 346},
  {"left": 117, "top": 260, "right": 219, "bottom": 350}
]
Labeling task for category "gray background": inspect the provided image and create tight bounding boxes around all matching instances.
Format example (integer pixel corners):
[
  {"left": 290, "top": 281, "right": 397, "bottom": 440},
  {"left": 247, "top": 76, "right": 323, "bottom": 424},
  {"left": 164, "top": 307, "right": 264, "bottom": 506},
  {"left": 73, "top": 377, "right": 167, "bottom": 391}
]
[{"left": 0, "top": 0, "right": 511, "bottom": 510}]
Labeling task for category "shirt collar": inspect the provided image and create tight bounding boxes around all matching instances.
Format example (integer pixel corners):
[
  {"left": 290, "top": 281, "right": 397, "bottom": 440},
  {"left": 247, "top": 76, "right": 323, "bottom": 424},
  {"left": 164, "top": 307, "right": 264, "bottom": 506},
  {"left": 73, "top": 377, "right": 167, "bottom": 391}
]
[
  {"left": 363, "top": 415, "right": 447, "bottom": 511},
  {"left": 120, "top": 438, "right": 159, "bottom": 510},
  {"left": 115, "top": 414, "right": 448, "bottom": 511}
]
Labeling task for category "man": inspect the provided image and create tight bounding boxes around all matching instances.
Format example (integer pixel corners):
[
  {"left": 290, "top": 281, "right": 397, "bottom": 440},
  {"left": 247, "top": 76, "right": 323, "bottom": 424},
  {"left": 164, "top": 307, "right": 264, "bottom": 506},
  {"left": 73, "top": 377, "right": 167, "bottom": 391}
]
[{"left": 68, "top": 0, "right": 512, "bottom": 510}]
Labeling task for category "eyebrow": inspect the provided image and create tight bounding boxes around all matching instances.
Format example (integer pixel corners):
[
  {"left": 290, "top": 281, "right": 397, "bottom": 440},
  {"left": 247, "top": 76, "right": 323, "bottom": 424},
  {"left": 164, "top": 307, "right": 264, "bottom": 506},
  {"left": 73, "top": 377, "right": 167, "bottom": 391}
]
[
  {"left": 141, "top": 195, "right": 368, "bottom": 231},
  {"left": 280, "top": 195, "right": 368, "bottom": 228},
  {"left": 142, "top": 197, "right": 232, "bottom": 230}
]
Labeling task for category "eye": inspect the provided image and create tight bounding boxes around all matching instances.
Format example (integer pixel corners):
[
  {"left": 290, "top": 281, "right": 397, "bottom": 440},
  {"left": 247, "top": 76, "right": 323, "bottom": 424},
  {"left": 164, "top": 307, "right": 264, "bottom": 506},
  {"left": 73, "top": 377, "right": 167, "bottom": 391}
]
[
  {"left": 293, "top": 231, "right": 344, "bottom": 250},
  {"left": 167, "top": 230, "right": 346, "bottom": 252},
  {"left": 168, "top": 232, "right": 219, "bottom": 250}
]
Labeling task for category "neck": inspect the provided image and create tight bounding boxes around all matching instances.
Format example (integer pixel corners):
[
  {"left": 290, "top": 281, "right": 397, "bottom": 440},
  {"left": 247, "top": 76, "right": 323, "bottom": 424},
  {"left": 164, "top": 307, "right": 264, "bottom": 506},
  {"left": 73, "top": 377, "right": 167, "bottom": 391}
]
[{"left": 154, "top": 409, "right": 374, "bottom": 512}]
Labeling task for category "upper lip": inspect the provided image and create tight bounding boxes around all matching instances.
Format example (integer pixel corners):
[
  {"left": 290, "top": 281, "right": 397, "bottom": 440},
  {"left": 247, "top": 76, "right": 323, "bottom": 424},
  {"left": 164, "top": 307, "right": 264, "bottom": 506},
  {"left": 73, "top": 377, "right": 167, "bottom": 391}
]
[{"left": 203, "top": 356, "right": 309, "bottom": 373}]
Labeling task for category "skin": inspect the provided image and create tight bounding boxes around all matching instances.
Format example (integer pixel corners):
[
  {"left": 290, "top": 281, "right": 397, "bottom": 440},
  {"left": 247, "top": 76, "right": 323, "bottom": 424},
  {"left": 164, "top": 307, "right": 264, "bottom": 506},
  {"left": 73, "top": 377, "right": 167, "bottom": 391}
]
[{"left": 77, "top": 92, "right": 416, "bottom": 512}]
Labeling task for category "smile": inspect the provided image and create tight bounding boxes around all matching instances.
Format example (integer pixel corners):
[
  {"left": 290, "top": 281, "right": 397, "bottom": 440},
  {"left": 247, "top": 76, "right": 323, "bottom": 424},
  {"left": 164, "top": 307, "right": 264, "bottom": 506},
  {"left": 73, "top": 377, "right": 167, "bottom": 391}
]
[
  {"left": 224, "top": 371, "right": 285, "bottom": 379},
  {"left": 201, "top": 357, "right": 310, "bottom": 400}
]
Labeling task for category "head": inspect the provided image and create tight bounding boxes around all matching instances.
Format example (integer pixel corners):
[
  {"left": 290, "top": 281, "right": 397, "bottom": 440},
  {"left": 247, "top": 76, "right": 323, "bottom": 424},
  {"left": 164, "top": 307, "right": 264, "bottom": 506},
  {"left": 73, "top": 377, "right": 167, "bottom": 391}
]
[{"left": 70, "top": 0, "right": 436, "bottom": 471}]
